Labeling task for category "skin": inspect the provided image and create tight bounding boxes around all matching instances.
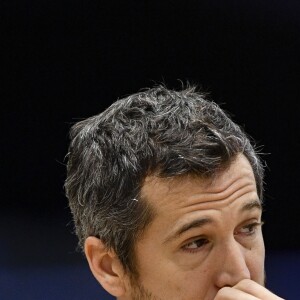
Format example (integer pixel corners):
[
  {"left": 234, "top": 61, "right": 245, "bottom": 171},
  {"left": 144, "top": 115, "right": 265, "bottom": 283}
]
[{"left": 85, "top": 154, "right": 284, "bottom": 299}]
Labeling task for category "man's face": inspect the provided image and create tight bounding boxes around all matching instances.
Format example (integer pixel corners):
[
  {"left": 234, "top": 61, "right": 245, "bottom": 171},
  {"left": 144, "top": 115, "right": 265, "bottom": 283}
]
[{"left": 126, "top": 154, "right": 265, "bottom": 300}]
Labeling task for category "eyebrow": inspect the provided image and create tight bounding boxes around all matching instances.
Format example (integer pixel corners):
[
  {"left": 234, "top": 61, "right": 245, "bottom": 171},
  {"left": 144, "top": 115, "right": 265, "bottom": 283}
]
[
  {"left": 163, "top": 199, "right": 262, "bottom": 245},
  {"left": 239, "top": 199, "right": 262, "bottom": 212},
  {"left": 163, "top": 218, "right": 212, "bottom": 244}
]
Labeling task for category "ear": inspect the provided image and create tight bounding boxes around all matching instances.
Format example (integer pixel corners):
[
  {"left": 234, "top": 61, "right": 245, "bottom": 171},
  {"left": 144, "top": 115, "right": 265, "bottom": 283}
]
[{"left": 84, "top": 236, "right": 127, "bottom": 297}]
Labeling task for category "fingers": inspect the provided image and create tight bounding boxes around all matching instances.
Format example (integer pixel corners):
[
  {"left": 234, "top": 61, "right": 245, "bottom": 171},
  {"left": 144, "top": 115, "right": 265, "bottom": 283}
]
[
  {"left": 233, "top": 279, "right": 284, "bottom": 300},
  {"left": 215, "top": 279, "right": 285, "bottom": 300},
  {"left": 214, "top": 286, "right": 260, "bottom": 300}
]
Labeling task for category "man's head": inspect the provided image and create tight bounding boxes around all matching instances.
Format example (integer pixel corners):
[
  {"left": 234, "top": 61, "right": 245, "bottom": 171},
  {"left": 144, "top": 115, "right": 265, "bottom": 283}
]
[{"left": 65, "top": 86, "right": 265, "bottom": 299}]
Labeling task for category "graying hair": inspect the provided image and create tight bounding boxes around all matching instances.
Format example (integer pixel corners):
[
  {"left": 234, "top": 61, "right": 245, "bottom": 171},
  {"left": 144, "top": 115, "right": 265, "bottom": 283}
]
[{"left": 65, "top": 85, "right": 264, "bottom": 275}]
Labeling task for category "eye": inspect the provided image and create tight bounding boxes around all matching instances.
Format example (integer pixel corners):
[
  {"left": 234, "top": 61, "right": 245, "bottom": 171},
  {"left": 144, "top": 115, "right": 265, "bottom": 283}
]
[
  {"left": 236, "top": 221, "right": 264, "bottom": 236},
  {"left": 182, "top": 238, "right": 209, "bottom": 253}
]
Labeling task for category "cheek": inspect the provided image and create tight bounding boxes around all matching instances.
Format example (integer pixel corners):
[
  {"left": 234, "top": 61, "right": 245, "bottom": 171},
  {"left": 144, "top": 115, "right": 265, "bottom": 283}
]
[
  {"left": 247, "top": 236, "right": 265, "bottom": 283},
  {"left": 170, "top": 268, "right": 215, "bottom": 299},
  {"left": 135, "top": 253, "right": 213, "bottom": 299}
]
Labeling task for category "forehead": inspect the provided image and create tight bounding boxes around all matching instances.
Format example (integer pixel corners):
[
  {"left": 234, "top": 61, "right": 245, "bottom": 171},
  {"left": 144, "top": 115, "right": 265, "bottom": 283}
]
[{"left": 141, "top": 154, "right": 258, "bottom": 213}]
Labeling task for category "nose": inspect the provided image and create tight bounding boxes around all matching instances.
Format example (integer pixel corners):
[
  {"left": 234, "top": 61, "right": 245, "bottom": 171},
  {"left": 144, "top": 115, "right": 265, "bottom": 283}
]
[{"left": 214, "top": 238, "right": 251, "bottom": 288}]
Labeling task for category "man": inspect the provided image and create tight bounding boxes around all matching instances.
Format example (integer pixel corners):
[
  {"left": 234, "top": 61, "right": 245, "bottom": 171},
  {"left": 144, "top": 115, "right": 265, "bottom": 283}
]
[{"left": 65, "top": 85, "right": 284, "bottom": 299}]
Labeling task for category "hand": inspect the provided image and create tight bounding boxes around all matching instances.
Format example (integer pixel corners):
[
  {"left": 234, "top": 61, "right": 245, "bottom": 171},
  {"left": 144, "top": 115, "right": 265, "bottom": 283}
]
[{"left": 214, "top": 279, "right": 284, "bottom": 299}]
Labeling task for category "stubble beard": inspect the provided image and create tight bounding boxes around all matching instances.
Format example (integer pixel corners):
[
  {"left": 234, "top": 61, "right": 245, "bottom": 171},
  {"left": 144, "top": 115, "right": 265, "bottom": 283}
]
[
  {"left": 129, "top": 269, "right": 266, "bottom": 299},
  {"left": 130, "top": 278, "right": 163, "bottom": 300}
]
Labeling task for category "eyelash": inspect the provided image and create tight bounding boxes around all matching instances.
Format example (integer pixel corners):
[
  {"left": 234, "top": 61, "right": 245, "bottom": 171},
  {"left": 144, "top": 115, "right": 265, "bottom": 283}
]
[
  {"left": 181, "top": 221, "right": 264, "bottom": 254},
  {"left": 235, "top": 221, "right": 264, "bottom": 236},
  {"left": 182, "top": 238, "right": 209, "bottom": 253}
]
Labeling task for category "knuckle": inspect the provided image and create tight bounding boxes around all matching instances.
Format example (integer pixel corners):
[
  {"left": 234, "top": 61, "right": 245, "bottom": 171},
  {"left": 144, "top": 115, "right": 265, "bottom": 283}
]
[
  {"left": 235, "top": 278, "right": 253, "bottom": 289},
  {"left": 214, "top": 287, "right": 232, "bottom": 299}
]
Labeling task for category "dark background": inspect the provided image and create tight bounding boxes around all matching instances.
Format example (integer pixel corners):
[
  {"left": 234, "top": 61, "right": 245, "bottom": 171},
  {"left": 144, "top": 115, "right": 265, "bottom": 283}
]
[{"left": 2, "top": 0, "right": 300, "bottom": 299}]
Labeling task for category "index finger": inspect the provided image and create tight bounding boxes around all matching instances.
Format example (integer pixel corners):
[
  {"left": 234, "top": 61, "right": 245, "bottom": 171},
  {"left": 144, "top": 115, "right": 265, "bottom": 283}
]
[{"left": 233, "top": 279, "right": 284, "bottom": 300}]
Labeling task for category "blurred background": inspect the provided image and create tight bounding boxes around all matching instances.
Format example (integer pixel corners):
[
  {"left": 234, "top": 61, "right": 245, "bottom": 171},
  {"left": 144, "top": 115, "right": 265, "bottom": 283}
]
[{"left": 2, "top": 0, "right": 300, "bottom": 299}]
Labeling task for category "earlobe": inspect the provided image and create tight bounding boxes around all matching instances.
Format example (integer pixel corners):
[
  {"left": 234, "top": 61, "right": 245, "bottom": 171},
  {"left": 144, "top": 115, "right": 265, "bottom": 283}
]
[{"left": 84, "top": 236, "right": 127, "bottom": 297}]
